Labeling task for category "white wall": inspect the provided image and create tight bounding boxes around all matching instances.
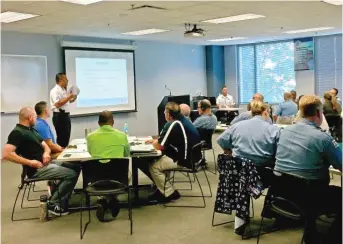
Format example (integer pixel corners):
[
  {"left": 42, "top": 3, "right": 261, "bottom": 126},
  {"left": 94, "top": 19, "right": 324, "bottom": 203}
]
[
  {"left": 295, "top": 70, "right": 315, "bottom": 96},
  {"left": 1, "top": 31, "right": 207, "bottom": 149}
]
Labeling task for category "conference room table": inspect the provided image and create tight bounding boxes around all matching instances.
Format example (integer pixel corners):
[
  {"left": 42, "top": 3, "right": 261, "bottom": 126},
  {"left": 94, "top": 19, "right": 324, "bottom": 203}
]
[{"left": 56, "top": 137, "right": 162, "bottom": 204}]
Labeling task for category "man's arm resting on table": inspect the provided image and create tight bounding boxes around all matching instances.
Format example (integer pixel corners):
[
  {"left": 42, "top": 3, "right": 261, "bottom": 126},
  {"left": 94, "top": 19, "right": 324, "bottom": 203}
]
[
  {"left": 45, "top": 139, "right": 63, "bottom": 154},
  {"left": 54, "top": 94, "right": 75, "bottom": 108},
  {"left": 2, "top": 144, "right": 43, "bottom": 168},
  {"left": 146, "top": 139, "right": 164, "bottom": 151},
  {"left": 41, "top": 141, "right": 51, "bottom": 165}
]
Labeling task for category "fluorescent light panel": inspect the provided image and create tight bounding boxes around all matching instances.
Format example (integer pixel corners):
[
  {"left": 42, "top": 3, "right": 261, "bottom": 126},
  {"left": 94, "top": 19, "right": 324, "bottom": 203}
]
[
  {"left": 208, "top": 37, "right": 246, "bottom": 42},
  {"left": 284, "top": 27, "right": 334, "bottom": 34},
  {"left": 61, "top": 0, "right": 103, "bottom": 5},
  {"left": 0, "top": 11, "right": 39, "bottom": 23},
  {"left": 202, "top": 13, "right": 265, "bottom": 24},
  {"left": 322, "top": 0, "right": 343, "bottom": 5},
  {"left": 122, "top": 29, "right": 170, "bottom": 36}
]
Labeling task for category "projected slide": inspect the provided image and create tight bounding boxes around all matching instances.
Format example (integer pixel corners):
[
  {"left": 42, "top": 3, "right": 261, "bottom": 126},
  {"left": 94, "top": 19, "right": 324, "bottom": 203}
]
[
  {"left": 64, "top": 48, "right": 136, "bottom": 116},
  {"left": 75, "top": 58, "right": 129, "bottom": 107}
]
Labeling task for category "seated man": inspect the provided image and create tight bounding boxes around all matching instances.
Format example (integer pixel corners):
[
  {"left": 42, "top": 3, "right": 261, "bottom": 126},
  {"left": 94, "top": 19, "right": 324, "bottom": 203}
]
[
  {"left": 230, "top": 93, "right": 272, "bottom": 125},
  {"left": 216, "top": 85, "right": 234, "bottom": 108},
  {"left": 273, "top": 91, "right": 298, "bottom": 123},
  {"left": 179, "top": 103, "right": 191, "bottom": 120},
  {"left": 86, "top": 111, "right": 130, "bottom": 221},
  {"left": 193, "top": 99, "right": 217, "bottom": 130},
  {"left": 217, "top": 101, "right": 280, "bottom": 186},
  {"left": 34, "top": 101, "right": 63, "bottom": 156},
  {"left": 275, "top": 95, "right": 342, "bottom": 244},
  {"left": 2, "top": 107, "right": 78, "bottom": 216},
  {"left": 146, "top": 102, "right": 201, "bottom": 203}
]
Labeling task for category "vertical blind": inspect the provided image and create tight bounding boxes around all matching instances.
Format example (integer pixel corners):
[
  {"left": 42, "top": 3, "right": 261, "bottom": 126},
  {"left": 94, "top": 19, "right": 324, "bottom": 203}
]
[
  {"left": 315, "top": 35, "right": 342, "bottom": 100},
  {"left": 238, "top": 41, "right": 296, "bottom": 104}
]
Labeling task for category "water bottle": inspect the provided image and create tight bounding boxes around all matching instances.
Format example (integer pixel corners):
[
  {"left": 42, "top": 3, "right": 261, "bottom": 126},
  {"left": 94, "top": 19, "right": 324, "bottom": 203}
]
[
  {"left": 39, "top": 195, "right": 49, "bottom": 222},
  {"left": 124, "top": 123, "right": 129, "bottom": 135}
]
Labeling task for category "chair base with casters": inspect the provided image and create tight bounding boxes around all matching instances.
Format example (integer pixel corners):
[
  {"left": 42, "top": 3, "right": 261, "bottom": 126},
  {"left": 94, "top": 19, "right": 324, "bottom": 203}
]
[{"left": 163, "top": 167, "right": 212, "bottom": 208}]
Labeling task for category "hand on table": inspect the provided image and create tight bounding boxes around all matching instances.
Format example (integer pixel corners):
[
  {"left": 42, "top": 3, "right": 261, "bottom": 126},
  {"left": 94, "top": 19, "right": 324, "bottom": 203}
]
[{"left": 145, "top": 139, "right": 155, "bottom": 144}]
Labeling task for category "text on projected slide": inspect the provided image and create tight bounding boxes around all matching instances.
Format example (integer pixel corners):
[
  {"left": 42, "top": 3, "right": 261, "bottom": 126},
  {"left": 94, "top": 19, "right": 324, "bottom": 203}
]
[{"left": 75, "top": 58, "right": 129, "bottom": 108}]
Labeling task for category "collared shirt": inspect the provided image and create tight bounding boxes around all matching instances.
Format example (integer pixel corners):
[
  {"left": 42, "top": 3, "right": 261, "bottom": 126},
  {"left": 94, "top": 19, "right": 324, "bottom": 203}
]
[
  {"left": 193, "top": 114, "right": 218, "bottom": 130},
  {"left": 87, "top": 125, "right": 130, "bottom": 159},
  {"left": 216, "top": 94, "right": 234, "bottom": 107},
  {"left": 274, "top": 100, "right": 298, "bottom": 117},
  {"left": 6, "top": 124, "right": 44, "bottom": 177},
  {"left": 293, "top": 110, "right": 329, "bottom": 133},
  {"left": 50, "top": 84, "right": 70, "bottom": 112},
  {"left": 230, "top": 111, "right": 273, "bottom": 125},
  {"left": 275, "top": 119, "right": 342, "bottom": 182},
  {"left": 217, "top": 116, "right": 280, "bottom": 166},
  {"left": 34, "top": 118, "right": 56, "bottom": 143},
  {"left": 158, "top": 115, "right": 200, "bottom": 168}
]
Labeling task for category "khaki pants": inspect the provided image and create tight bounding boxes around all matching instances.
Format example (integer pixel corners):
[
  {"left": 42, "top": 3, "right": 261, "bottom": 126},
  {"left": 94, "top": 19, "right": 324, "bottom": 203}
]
[{"left": 149, "top": 156, "right": 178, "bottom": 197}]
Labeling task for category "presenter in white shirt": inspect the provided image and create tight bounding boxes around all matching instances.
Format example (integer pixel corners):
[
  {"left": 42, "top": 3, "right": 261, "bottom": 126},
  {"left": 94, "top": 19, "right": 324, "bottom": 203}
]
[
  {"left": 216, "top": 86, "right": 234, "bottom": 108},
  {"left": 50, "top": 73, "right": 77, "bottom": 147}
]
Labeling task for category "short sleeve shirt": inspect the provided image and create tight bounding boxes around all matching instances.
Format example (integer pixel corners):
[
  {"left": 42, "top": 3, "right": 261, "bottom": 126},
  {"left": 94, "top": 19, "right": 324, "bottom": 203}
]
[
  {"left": 158, "top": 116, "right": 201, "bottom": 168},
  {"left": 50, "top": 84, "right": 70, "bottom": 112},
  {"left": 7, "top": 124, "right": 44, "bottom": 177},
  {"left": 34, "top": 118, "right": 56, "bottom": 143}
]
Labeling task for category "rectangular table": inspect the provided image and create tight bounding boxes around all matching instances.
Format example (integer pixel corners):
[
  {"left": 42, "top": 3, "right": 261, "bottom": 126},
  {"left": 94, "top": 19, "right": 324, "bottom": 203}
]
[{"left": 56, "top": 137, "right": 162, "bottom": 203}]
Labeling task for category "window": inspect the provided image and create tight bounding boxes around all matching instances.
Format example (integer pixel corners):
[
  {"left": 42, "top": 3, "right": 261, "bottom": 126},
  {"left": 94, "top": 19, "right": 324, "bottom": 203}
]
[
  {"left": 238, "top": 41, "right": 296, "bottom": 104},
  {"left": 315, "top": 35, "right": 342, "bottom": 100}
]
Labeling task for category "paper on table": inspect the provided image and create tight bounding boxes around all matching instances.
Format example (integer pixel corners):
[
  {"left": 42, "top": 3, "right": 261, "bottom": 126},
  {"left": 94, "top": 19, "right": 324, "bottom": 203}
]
[
  {"left": 68, "top": 85, "right": 80, "bottom": 96},
  {"left": 136, "top": 136, "right": 153, "bottom": 141}
]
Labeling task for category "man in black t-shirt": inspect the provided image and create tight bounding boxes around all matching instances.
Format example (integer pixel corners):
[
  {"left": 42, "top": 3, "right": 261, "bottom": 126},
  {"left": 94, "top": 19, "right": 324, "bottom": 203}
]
[
  {"left": 145, "top": 102, "right": 201, "bottom": 203},
  {"left": 2, "top": 107, "right": 78, "bottom": 216}
]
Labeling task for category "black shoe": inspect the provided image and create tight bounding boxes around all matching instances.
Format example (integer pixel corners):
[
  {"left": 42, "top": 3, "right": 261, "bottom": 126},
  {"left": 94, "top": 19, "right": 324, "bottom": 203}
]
[
  {"left": 166, "top": 190, "right": 181, "bottom": 202},
  {"left": 48, "top": 203, "right": 69, "bottom": 216},
  {"left": 96, "top": 198, "right": 107, "bottom": 222},
  {"left": 109, "top": 197, "right": 120, "bottom": 218},
  {"left": 148, "top": 190, "right": 169, "bottom": 203}
]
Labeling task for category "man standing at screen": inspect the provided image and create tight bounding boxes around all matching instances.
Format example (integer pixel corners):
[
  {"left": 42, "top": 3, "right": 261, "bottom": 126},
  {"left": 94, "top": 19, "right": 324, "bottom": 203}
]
[{"left": 50, "top": 73, "right": 77, "bottom": 147}]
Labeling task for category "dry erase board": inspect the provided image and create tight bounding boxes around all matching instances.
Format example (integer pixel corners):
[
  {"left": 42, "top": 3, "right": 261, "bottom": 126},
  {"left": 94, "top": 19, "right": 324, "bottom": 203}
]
[{"left": 1, "top": 55, "right": 48, "bottom": 113}]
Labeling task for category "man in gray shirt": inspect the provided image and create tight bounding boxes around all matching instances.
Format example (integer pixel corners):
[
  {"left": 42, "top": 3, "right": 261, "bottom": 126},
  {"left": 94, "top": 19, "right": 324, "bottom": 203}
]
[{"left": 193, "top": 99, "right": 217, "bottom": 130}]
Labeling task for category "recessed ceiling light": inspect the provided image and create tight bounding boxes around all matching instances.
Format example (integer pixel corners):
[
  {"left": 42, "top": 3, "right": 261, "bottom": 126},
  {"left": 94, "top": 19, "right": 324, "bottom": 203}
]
[
  {"left": 208, "top": 37, "right": 247, "bottom": 42},
  {"left": 322, "top": 0, "right": 343, "bottom": 5},
  {"left": 61, "top": 0, "right": 103, "bottom": 5},
  {"left": 284, "top": 27, "right": 334, "bottom": 34},
  {"left": 122, "top": 29, "right": 170, "bottom": 36},
  {"left": 0, "top": 11, "right": 39, "bottom": 23},
  {"left": 201, "top": 13, "right": 265, "bottom": 24}
]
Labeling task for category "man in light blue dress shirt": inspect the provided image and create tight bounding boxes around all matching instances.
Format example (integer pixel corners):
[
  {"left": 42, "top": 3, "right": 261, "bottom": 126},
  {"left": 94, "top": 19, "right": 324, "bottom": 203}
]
[
  {"left": 193, "top": 99, "right": 217, "bottom": 130},
  {"left": 217, "top": 100, "right": 280, "bottom": 185},
  {"left": 274, "top": 95, "right": 341, "bottom": 244},
  {"left": 273, "top": 92, "right": 298, "bottom": 122}
]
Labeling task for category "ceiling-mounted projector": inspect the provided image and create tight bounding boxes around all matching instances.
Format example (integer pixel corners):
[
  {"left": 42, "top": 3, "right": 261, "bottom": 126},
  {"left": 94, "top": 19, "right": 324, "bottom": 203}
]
[{"left": 184, "top": 24, "right": 205, "bottom": 37}]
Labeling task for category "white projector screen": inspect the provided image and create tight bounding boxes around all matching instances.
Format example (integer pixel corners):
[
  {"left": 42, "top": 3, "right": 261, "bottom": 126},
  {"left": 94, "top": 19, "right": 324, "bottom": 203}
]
[{"left": 64, "top": 48, "right": 136, "bottom": 116}]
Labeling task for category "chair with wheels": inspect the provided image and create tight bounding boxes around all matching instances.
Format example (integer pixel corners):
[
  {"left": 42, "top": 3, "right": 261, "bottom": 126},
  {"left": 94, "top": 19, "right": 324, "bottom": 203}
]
[
  {"left": 197, "top": 128, "right": 216, "bottom": 174},
  {"left": 163, "top": 142, "right": 212, "bottom": 208},
  {"left": 80, "top": 157, "right": 132, "bottom": 239}
]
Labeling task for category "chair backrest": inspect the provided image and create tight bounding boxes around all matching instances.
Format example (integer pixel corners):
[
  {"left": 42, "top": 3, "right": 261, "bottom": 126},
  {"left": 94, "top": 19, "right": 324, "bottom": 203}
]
[
  {"left": 82, "top": 158, "right": 130, "bottom": 186},
  {"left": 190, "top": 142, "right": 205, "bottom": 170},
  {"left": 197, "top": 128, "right": 214, "bottom": 149}
]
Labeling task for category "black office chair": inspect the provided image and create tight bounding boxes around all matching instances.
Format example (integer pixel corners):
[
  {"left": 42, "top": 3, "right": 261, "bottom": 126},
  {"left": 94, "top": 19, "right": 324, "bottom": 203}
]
[
  {"left": 256, "top": 168, "right": 309, "bottom": 244},
  {"left": 163, "top": 142, "right": 212, "bottom": 208},
  {"left": 11, "top": 166, "right": 63, "bottom": 221},
  {"left": 197, "top": 128, "right": 216, "bottom": 174},
  {"left": 80, "top": 158, "right": 132, "bottom": 239},
  {"left": 325, "top": 115, "right": 342, "bottom": 142}
]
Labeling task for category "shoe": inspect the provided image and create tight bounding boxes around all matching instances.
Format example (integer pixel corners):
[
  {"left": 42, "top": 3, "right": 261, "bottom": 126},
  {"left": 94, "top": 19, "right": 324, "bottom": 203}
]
[
  {"left": 109, "top": 197, "right": 120, "bottom": 218},
  {"left": 148, "top": 190, "right": 169, "bottom": 203},
  {"left": 96, "top": 198, "right": 107, "bottom": 222},
  {"left": 166, "top": 190, "right": 181, "bottom": 202},
  {"left": 47, "top": 203, "right": 69, "bottom": 216}
]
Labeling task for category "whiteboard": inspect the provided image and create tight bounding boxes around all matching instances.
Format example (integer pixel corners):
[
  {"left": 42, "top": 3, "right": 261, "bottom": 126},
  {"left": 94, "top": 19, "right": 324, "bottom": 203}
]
[{"left": 1, "top": 55, "right": 48, "bottom": 113}]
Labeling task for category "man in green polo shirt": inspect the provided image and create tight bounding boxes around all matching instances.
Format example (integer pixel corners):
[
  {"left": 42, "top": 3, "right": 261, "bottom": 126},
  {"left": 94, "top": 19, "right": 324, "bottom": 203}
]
[{"left": 86, "top": 110, "right": 130, "bottom": 221}]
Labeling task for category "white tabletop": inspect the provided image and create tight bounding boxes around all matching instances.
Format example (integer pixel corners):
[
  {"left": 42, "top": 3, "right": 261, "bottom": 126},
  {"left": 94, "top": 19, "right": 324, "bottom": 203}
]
[
  {"left": 215, "top": 124, "right": 228, "bottom": 132},
  {"left": 56, "top": 137, "right": 161, "bottom": 162},
  {"left": 216, "top": 108, "right": 243, "bottom": 112},
  {"left": 273, "top": 124, "right": 290, "bottom": 128}
]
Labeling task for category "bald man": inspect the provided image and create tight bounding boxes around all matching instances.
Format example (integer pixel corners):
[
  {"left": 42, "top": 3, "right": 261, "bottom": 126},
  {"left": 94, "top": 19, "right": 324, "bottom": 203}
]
[
  {"left": 273, "top": 91, "right": 298, "bottom": 122},
  {"left": 86, "top": 110, "right": 130, "bottom": 221},
  {"left": 179, "top": 103, "right": 191, "bottom": 119},
  {"left": 2, "top": 107, "right": 77, "bottom": 216}
]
